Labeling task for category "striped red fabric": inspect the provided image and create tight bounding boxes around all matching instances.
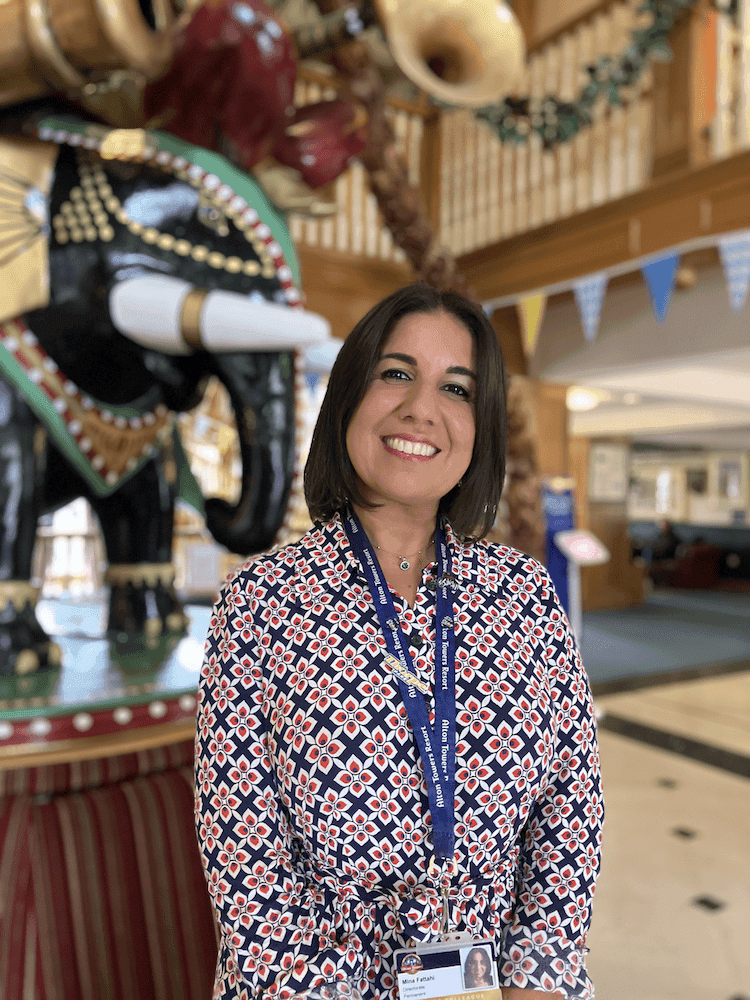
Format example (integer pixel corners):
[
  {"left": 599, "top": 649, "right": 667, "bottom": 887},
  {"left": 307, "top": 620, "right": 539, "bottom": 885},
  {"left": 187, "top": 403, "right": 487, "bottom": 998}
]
[{"left": 0, "top": 740, "right": 218, "bottom": 1000}]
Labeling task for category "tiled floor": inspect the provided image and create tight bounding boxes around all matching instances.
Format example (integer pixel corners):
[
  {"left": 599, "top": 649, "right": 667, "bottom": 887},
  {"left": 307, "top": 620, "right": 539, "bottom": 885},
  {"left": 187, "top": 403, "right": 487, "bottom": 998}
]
[
  {"left": 597, "top": 673, "right": 750, "bottom": 757},
  {"left": 587, "top": 676, "right": 750, "bottom": 1000}
]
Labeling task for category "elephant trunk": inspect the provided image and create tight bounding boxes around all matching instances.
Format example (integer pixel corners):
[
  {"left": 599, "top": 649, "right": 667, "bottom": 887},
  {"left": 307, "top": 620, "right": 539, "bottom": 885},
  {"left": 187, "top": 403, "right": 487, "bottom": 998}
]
[{"left": 204, "top": 351, "right": 296, "bottom": 556}]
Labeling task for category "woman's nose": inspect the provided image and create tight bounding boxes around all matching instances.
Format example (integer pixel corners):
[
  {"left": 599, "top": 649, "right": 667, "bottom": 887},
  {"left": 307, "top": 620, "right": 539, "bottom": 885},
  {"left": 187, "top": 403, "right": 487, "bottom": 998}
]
[{"left": 398, "top": 378, "right": 436, "bottom": 422}]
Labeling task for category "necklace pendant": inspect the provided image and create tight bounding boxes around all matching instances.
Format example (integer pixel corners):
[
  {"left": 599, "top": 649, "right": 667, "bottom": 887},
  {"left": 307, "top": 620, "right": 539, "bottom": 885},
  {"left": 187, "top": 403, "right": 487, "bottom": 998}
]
[{"left": 399, "top": 558, "right": 410, "bottom": 571}]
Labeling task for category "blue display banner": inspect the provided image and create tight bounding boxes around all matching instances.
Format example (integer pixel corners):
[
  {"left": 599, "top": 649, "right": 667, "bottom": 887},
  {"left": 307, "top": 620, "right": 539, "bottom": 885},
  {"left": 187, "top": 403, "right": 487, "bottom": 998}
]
[{"left": 541, "top": 486, "right": 576, "bottom": 612}]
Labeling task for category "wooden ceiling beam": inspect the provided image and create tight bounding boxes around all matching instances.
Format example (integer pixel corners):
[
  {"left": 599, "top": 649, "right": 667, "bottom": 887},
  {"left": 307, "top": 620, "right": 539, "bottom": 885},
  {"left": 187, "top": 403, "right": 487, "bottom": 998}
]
[{"left": 456, "top": 147, "right": 750, "bottom": 305}]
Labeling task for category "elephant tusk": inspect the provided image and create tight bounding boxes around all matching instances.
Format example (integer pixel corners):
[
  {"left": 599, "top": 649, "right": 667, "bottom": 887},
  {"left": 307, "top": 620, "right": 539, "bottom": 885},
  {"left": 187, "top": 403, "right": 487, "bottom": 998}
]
[{"left": 109, "top": 275, "right": 332, "bottom": 354}]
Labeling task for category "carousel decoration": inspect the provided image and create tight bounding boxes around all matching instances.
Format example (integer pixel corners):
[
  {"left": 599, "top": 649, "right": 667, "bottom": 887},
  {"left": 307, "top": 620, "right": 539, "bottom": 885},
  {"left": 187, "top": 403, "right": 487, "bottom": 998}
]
[
  {"left": 370, "top": 0, "right": 525, "bottom": 107},
  {"left": 0, "top": 0, "right": 381, "bottom": 680},
  {"left": 0, "top": 0, "right": 193, "bottom": 116},
  {"left": 140, "top": 0, "right": 370, "bottom": 214},
  {"left": 0, "top": 116, "right": 335, "bottom": 676}
]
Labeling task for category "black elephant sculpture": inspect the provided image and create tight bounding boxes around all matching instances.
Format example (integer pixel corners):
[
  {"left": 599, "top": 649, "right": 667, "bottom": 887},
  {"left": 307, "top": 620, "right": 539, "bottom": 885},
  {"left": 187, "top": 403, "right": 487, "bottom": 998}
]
[{"left": 0, "top": 113, "right": 333, "bottom": 676}]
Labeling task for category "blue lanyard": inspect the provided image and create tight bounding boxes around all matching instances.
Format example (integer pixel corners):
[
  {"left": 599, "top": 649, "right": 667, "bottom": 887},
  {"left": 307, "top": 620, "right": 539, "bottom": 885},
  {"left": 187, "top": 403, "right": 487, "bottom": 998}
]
[{"left": 344, "top": 511, "right": 457, "bottom": 862}]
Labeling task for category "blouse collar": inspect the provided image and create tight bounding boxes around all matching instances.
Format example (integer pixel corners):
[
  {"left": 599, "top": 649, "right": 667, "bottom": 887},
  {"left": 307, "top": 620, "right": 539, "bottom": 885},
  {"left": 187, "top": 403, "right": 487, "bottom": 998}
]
[{"left": 305, "top": 511, "right": 491, "bottom": 594}]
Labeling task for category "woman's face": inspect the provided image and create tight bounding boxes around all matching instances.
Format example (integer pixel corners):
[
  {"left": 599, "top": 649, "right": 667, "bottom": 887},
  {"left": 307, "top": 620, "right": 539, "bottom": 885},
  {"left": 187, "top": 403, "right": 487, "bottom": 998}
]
[
  {"left": 466, "top": 950, "right": 490, "bottom": 979},
  {"left": 346, "top": 310, "right": 476, "bottom": 515}
]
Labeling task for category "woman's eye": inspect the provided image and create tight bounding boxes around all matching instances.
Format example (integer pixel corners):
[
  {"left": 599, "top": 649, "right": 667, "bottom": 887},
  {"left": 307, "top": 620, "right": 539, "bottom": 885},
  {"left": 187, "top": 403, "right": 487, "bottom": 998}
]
[
  {"left": 444, "top": 383, "right": 472, "bottom": 400},
  {"left": 380, "top": 368, "right": 411, "bottom": 382}
]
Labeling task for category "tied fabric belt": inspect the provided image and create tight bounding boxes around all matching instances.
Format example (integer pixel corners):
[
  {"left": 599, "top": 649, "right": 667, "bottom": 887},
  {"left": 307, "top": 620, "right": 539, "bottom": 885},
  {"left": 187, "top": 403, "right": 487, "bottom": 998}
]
[{"left": 309, "top": 864, "right": 515, "bottom": 942}]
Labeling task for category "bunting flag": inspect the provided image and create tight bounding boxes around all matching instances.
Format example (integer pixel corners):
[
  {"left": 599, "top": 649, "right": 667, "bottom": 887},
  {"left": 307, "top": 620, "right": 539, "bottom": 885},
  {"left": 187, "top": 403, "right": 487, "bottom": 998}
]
[
  {"left": 717, "top": 229, "right": 750, "bottom": 312},
  {"left": 573, "top": 272, "right": 608, "bottom": 342},
  {"left": 516, "top": 293, "right": 547, "bottom": 357},
  {"left": 641, "top": 253, "right": 680, "bottom": 322},
  {"left": 305, "top": 372, "right": 321, "bottom": 395}
]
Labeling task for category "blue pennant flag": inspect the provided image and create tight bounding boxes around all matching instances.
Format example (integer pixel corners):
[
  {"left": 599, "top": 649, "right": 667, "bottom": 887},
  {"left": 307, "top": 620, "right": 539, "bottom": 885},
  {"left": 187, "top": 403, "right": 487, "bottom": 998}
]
[
  {"left": 641, "top": 254, "right": 680, "bottom": 322},
  {"left": 305, "top": 371, "right": 321, "bottom": 395},
  {"left": 573, "top": 272, "right": 608, "bottom": 342},
  {"left": 718, "top": 230, "right": 750, "bottom": 313}
]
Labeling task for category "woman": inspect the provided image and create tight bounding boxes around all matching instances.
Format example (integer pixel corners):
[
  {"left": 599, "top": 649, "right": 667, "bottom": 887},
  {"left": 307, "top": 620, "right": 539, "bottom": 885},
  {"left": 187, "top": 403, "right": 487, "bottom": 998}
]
[
  {"left": 463, "top": 947, "right": 495, "bottom": 989},
  {"left": 196, "top": 283, "right": 602, "bottom": 1000}
]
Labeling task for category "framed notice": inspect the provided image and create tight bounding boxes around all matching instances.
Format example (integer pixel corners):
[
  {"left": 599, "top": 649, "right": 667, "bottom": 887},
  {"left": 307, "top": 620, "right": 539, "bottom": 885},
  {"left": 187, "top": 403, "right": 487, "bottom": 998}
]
[{"left": 588, "top": 443, "right": 629, "bottom": 502}]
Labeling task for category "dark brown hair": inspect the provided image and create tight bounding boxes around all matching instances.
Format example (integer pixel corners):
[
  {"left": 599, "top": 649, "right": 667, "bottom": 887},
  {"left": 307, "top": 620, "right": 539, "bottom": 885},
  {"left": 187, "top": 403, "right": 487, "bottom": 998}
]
[{"left": 304, "top": 282, "right": 507, "bottom": 540}]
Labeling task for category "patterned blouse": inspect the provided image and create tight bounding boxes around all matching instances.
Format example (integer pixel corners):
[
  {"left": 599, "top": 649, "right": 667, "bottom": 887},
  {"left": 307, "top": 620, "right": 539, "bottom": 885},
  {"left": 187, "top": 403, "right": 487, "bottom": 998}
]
[{"left": 196, "top": 515, "right": 602, "bottom": 1000}]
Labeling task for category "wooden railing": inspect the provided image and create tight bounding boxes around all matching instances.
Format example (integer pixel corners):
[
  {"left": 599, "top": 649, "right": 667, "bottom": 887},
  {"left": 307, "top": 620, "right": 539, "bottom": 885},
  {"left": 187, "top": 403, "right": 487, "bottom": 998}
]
[
  {"left": 714, "top": 0, "right": 750, "bottom": 158},
  {"left": 438, "top": 0, "right": 656, "bottom": 254},
  {"left": 288, "top": 0, "right": 750, "bottom": 264}
]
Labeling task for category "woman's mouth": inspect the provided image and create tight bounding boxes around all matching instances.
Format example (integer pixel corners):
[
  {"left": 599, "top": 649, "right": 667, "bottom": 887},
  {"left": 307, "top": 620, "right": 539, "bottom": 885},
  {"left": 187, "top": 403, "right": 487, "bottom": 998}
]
[{"left": 383, "top": 436, "right": 438, "bottom": 457}]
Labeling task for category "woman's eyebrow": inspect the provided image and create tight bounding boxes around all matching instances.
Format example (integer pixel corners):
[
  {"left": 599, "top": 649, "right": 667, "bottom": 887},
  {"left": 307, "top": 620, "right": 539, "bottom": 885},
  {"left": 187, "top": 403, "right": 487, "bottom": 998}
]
[
  {"left": 380, "top": 353, "right": 477, "bottom": 380},
  {"left": 380, "top": 352, "right": 415, "bottom": 364}
]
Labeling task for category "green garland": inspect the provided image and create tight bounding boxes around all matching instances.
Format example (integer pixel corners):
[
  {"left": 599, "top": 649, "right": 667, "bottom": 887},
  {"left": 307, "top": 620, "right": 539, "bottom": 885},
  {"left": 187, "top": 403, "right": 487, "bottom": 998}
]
[{"left": 476, "top": 0, "right": 702, "bottom": 149}]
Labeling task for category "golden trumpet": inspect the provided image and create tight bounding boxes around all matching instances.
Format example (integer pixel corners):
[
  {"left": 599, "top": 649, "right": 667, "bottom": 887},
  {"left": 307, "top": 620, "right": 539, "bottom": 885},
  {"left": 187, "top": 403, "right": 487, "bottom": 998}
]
[{"left": 373, "top": 0, "right": 525, "bottom": 108}]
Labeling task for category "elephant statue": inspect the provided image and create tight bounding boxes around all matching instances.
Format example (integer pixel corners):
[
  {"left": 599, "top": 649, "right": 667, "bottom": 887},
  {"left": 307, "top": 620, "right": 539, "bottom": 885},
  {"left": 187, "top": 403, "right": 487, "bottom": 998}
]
[{"left": 0, "top": 112, "right": 334, "bottom": 676}]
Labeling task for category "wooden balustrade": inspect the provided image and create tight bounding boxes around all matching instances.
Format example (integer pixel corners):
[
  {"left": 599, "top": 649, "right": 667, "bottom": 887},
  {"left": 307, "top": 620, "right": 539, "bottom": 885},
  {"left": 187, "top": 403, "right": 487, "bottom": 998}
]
[
  {"left": 714, "top": 0, "right": 750, "bottom": 158},
  {"left": 437, "top": 0, "right": 655, "bottom": 255},
  {"left": 286, "top": 0, "right": 750, "bottom": 267},
  {"left": 286, "top": 2, "right": 657, "bottom": 260}
]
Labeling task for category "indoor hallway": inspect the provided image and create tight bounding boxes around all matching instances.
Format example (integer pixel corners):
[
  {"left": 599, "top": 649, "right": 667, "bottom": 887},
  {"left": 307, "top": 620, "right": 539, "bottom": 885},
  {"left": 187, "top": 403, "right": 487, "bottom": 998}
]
[{"left": 580, "top": 590, "right": 750, "bottom": 1000}]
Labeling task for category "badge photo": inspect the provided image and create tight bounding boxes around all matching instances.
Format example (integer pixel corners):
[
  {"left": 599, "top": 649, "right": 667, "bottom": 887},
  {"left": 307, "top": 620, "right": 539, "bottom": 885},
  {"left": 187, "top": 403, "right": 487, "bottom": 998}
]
[{"left": 460, "top": 945, "right": 497, "bottom": 991}]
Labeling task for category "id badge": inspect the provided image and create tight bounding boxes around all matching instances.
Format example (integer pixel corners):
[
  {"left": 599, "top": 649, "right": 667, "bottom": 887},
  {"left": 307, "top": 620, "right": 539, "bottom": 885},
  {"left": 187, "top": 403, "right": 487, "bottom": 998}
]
[{"left": 394, "top": 938, "right": 500, "bottom": 1000}]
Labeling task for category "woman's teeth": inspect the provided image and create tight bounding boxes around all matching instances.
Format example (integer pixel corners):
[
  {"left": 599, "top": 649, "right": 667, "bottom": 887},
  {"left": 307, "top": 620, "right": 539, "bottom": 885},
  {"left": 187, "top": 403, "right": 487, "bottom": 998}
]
[{"left": 384, "top": 437, "right": 437, "bottom": 457}]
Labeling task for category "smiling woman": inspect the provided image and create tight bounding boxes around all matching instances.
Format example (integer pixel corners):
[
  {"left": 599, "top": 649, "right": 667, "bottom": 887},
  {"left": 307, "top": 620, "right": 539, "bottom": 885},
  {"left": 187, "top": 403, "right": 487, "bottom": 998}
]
[
  {"left": 344, "top": 310, "right": 477, "bottom": 545},
  {"left": 196, "top": 283, "right": 602, "bottom": 1000},
  {"left": 306, "top": 282, "right": 507, "bottom": 543}
]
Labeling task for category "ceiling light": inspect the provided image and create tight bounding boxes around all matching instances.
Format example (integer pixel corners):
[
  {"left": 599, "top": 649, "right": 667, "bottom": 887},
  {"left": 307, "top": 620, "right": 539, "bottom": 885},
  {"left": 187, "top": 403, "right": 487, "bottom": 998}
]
[{"left": 567, "top": 387, "right": 604, "bottom": 411}]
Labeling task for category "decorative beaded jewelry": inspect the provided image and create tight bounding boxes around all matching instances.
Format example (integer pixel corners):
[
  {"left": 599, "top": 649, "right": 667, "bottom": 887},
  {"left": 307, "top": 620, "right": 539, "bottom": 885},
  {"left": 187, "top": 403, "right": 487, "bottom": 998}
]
[{"left": 50, "top": 148, "right": 277, "bottom": 281}]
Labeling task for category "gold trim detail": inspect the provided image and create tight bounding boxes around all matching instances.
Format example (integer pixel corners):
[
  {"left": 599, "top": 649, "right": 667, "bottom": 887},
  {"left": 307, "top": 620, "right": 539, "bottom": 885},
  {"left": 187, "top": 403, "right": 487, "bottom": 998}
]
[
  {"left": 179, "top": 288, "right": 209, "bottom": 350},
  {"left": 24, "top": 0, "right": 87, "bottom": 91},
  {"left": 52, "top": 148, "right": 277, "bottom": 279},
  {"left": 90, "top": 0, "right": 174, "bottom": 76},
  {"left": 1, "top": 318, "right": 173, "bottom": 486},
  {"left": 104, "top": 563, "right": 176, "bottom": 588},
  {"left": 23, "top": 0, "right": 178, "bottom": 98},
  {"left": 0, "top": 581, "right": 41, "bottom": 611},
  {"left": 100, "top": 129, "right": 151, "bottom": 161},
  {"left": 14, "top": 650, "right": 40, "bottom": 676}
]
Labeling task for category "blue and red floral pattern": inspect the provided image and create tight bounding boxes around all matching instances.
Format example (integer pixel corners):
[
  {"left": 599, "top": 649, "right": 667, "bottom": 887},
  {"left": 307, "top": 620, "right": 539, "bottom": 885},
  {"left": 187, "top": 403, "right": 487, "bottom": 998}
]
[{"left": 196, "top": 515, "right": 602, "bottom": 1000}]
